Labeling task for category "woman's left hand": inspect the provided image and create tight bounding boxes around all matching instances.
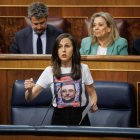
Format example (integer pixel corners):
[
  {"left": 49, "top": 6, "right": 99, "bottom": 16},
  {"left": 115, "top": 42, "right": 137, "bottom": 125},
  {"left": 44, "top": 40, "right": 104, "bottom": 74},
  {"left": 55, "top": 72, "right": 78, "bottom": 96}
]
[{"left": 90, "top": 104, "right": 98, "bottom": 112}]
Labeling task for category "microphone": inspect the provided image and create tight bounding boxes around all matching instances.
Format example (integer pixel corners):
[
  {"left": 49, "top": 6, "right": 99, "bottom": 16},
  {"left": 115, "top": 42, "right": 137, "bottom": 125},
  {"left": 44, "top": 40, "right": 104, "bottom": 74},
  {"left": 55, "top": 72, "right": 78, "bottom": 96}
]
[
  {"left": 39, "top": 83, "right": 62, "bottom": 125},
  {"left": 40, "top": 94, "right": 56, "bottom": 125}
]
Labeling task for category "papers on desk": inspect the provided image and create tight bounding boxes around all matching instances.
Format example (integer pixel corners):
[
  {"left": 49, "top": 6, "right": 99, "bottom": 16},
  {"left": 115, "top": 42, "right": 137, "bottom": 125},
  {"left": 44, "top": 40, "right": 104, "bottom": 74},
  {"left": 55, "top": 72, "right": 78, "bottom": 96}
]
[{"left": 79, "top": 97, "right": 93, "bottom": 125}]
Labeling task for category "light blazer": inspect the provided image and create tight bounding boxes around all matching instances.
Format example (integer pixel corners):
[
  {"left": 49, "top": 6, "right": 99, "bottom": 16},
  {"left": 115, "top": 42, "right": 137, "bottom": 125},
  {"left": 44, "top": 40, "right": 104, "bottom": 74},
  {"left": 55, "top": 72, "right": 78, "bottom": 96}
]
[
  {"left": 10, "top": 24, "right": 63, "bottom": 54},
  {"left": 80, "top": 36, "right": 128, "bottom": 55}
]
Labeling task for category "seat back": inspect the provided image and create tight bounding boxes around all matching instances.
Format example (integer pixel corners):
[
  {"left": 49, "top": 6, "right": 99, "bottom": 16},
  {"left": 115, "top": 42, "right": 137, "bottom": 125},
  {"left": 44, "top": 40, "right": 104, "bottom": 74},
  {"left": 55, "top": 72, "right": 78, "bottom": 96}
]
[
  {"left": 11, "top": 80, "right": 136, "bottom": 127},
  {"left": 11, "top": 80, "right": 53, "bottom": 125},
  {"left": 88, "top": 81, "right": 136, "bottom": 127},
  {"left": 24, "top": 17, "right": 66, "bottom": 32}
]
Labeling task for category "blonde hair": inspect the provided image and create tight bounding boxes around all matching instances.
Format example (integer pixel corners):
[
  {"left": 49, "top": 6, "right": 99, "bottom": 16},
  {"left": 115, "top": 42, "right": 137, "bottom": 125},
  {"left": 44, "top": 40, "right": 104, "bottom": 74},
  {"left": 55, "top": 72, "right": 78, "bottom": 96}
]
[{"left": 88, "top": 11, "right": 119, "bottom": 46}]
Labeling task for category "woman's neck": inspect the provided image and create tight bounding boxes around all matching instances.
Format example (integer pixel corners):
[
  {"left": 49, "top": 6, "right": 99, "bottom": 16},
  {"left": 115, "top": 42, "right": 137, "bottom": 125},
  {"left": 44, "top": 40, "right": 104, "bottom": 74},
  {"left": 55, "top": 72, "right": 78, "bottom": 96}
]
[
  {"left": 61, "top": 60, "right": 72, "bottom": 68},
  {"left": 97, "top": 36, "right": 108, "bottom": 48}
]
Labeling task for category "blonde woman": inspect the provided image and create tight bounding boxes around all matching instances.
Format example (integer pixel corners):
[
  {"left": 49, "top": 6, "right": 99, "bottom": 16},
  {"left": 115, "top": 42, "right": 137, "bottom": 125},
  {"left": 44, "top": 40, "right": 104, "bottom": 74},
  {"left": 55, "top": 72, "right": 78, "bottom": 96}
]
[{"left": 80, "top": 12, "right": 128, "bottom": 55}]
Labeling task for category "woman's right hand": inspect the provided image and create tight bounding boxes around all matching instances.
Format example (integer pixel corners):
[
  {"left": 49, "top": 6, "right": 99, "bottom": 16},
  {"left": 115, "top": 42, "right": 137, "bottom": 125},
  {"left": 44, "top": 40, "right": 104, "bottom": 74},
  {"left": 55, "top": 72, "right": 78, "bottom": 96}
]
[
  {"left": 24, "top": 78, "right": 35, "bottom": 91},
  {"left": 24, "top": 78, "right": 43, "bottom": 101}
]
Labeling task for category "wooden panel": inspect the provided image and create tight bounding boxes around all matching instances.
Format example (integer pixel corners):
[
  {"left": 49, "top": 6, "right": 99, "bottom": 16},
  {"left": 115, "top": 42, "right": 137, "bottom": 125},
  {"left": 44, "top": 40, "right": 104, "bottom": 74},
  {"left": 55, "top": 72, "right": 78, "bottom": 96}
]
[
  {"left": 0, "top": 1, "right": 140, "bottom": 22},
  {"left": 0, "top": 0, "right": 140, "bottom": 5},
  {"left": 1, "top": 7, "right": 140, "bottom": 17},
  {"left": 0, "top": 70, "right": 7, "bottom": 124},
  {"left": 91, "top": 71, "right": 127, "bottom": 82},
  {"left": 0, "top": 17, "right": 27, "bottom": 53},
  {"left": 0, "top": 55, "right": 139, "bottom": 70}
]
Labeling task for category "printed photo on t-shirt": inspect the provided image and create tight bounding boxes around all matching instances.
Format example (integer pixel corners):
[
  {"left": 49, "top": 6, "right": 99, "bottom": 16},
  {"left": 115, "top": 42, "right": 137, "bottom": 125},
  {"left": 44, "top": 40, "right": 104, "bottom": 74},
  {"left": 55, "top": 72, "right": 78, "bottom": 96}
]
[{"left": 54, "top": 74, "right": 82, "bottom": 108}]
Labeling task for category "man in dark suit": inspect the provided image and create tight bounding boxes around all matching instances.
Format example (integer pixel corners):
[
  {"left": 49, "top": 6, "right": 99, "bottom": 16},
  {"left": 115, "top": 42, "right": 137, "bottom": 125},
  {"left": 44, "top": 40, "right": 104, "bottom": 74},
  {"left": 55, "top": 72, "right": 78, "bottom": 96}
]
[
  {"left": 132, "top": 38, "right": 140, "bottom": 55},
  {"left": 10, "top": 2, "right": 63, "bottom": 54}
]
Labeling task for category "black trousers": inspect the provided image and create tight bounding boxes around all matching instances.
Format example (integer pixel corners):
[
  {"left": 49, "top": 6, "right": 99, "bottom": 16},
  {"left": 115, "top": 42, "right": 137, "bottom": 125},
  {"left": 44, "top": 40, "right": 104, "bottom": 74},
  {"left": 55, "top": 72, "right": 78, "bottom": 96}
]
[{"left": 51, "top": 106, "right": 90, "bottom": 126}]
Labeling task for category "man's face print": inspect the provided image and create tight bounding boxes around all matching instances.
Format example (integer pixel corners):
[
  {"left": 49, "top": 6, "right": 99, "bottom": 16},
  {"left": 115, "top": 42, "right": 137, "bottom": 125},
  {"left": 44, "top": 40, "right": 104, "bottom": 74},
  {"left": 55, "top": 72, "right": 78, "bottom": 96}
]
[{"left": 61, "top": 84, "right": 76, "bottom": 103}]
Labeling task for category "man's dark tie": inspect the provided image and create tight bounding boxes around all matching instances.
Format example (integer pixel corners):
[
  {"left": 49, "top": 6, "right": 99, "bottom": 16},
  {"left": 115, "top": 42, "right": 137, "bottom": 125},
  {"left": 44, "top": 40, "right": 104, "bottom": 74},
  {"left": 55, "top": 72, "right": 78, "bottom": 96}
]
[{"left": 37, "top": 34, "right": 43, "bottom": 54}]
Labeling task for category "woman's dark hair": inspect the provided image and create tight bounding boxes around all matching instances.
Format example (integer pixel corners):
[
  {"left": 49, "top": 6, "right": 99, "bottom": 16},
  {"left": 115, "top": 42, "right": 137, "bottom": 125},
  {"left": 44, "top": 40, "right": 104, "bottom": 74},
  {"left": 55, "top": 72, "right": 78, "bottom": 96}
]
[{"left": 51, "top": 33, "right": 81, "bottom": 80}]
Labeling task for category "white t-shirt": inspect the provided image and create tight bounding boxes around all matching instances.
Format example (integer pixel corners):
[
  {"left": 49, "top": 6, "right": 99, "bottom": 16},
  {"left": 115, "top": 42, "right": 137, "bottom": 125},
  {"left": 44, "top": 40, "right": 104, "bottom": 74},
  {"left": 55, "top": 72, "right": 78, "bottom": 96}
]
[
  {"left": 36, "top": 63, "right": 93, "bottom": 107},
  {"left": 97, "top": 45, "right": 107, "bottom": 55}
]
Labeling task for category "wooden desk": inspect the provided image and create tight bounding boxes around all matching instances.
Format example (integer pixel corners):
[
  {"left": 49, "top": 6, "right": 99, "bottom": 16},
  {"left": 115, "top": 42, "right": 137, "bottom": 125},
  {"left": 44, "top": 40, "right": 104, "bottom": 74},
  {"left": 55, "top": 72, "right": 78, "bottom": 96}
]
[{"left": 0, "top": 54, "right": 139, "bottom": 126}]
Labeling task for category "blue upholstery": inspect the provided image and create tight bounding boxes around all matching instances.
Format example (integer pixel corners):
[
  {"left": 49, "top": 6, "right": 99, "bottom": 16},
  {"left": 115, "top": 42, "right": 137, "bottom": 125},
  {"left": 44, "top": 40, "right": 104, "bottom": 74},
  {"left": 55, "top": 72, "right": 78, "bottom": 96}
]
[
  {"left": 88, "top": 81, "right": 136, "bottom": 127},
  {"left": 11, "top": 80, "right": 136, "bottom": 127},
  {"left": 11, "top": 80, "right": 53, "bottom": 125}
]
